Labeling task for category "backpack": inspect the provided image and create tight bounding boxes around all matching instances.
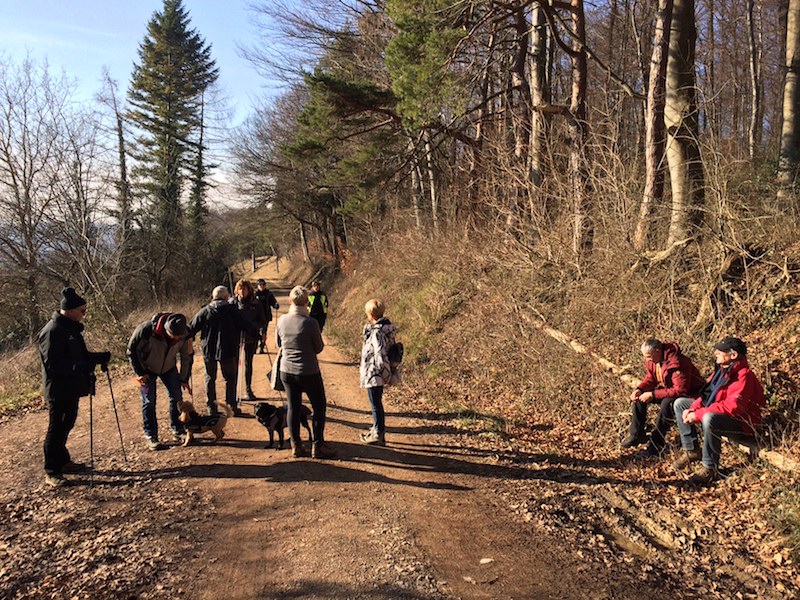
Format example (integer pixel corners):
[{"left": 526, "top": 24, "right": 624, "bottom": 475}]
[{"left": 387, "top": 341, "right": 404, "bottom": 366}]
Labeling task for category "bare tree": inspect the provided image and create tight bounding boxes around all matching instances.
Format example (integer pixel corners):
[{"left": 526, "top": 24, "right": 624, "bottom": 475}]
[
  {"left": 0, "top": 59, "right": 74, "bottom": 338},
  {"left": 664, "top": 0, "right": 704, "bottom": 251},
  {"left": 634, "top": 0, "right": 673, "bottom": 251},
  {"left": 778, "top": 0, "right": 800, "bottom": 195}
]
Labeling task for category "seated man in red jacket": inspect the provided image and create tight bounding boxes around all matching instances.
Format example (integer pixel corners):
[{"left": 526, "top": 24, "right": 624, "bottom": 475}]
[
  {"left": 622, "top": 339, "right": 704, "bottom": 458},
  {"left": 673, "top": 337, "right": 765, "bottom": 485}
]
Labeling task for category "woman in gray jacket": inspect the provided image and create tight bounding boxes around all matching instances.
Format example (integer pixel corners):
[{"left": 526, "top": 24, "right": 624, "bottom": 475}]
[{"left": 275, "top": 286, "right": 336, "bottom": 459}]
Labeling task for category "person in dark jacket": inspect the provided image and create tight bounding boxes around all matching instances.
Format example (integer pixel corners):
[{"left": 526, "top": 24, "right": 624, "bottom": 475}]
[
  {"left": 276, "top": 285, "right": 336, "bottom": 459},
  {"left": 38, "top": 287, "right": 110, "bottom": 487},
  {"left": 235, "top": 279, "right": 266, "bottom": 400},
  {"left": 308, "top": 281, "right": 328, "bottom": 332},
  {"left": 127, "top": 312, "right": 194, "bottom": 451},
  {"left": 190, "top": 285, "right": 258, "bottom": 416},
  {"left": 673, "top": 337, "right": 765, "bottom": 484},
  {"left": 254, "top": 278, "right": 279, "bottom": 354},
  {"left": 622, "top": 339, "right": 704, "bottom": 457}
]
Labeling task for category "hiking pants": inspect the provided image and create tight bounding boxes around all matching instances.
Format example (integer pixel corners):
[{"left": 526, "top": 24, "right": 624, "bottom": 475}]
[
  {"left": 367, "top": 386, "right": 385, "bottom": 434},
  {"left": 205, "top": 357, "right": 238, "bottom": 413},
  {"left": 674, "top": 397, "right": 746, "bottom": 469},
  {"left": 140, "top": 369, "right": 184, "bottom": 440},
  {"left": 243, "top": 341, "right": 257, "bottom": 392},
  {"left": 280, "top": 371, "right": 327, "bottom": 445},
  {"left": 44, "top": 395, "right": 79, "bottom": 475},
  {"left": 630, "top": 396, "right": 675, "bottom": 451}
]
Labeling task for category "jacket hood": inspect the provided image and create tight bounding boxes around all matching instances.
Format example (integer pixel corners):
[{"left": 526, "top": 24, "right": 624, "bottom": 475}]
[
  {"left": 661, "top": 342, "right": 682, "bottom": 370},
  {"left": 371, "top": 317, "right": 396, "bottom": 335},
  {"left": 208, "top": 299, "right": 234, "bottom": 315}
]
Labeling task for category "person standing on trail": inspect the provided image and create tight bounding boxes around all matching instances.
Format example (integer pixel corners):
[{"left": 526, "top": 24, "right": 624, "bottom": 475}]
[
  {"left": 308, "top": 280, "right": 328, "bottom": 332},
  {"left": 622, "top": 339, "right": 704, "bottom": 458},
  {"left": 359, "top": 299, "right": 400, "bottom": 446},
  {"left": 38, "top": 287, "right": 111, "bottom": 487},
  {"left": 190, "top": 286, "right": 258, "bottom": 417},
  {"left": 673, "top": 337, "right": 765, "bottom": 485},
  {"left": 254, "top": 278, "right": 279, "bottom": 354},
  {"left": 275, "top": 285, "right": 336, "bottom": 459},
  {"left": 127, "top": 312, "right": 193, "bottom": 451},
  {"left": 234, "top": 279, "right": 266, "bottom": 401}
]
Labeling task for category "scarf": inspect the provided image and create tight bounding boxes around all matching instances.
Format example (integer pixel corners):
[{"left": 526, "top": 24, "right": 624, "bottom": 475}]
[
  {"left": 703, "top": 364, "right": 732, "bottom": 407},
  {"left": 288, "top": 304, "right": 309, "bottom": 316}
]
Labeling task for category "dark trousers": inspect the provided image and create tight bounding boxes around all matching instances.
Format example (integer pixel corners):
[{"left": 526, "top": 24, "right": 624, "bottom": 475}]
[
  {"left": 243, "top": 341, "right": 257, "bottom": 391},
  {"left": 630, "top": 397, "right": 675, "bottom": 450},
  {"left": 312, "top": 314, "right": 326, "bottom": 332},
  {"left": 280, "top": 371, "right": 327, "bottom": 445},
  {"left": 258, "top": 322, "right": 271, "bottom": 352},
  {"left": 205, "top": 357, "right": 238, "bottom": 413},
  {"left": 44, "top": 396, "right": 79, "bottom": 475},
  {"left": 367, "top": 386, "right": 385, "bottom": 434}
]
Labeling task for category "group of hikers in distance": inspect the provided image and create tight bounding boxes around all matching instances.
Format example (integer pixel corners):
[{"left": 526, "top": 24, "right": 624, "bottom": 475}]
[{"left": 37, "top": 278, "right": 399, "bottom": 487}]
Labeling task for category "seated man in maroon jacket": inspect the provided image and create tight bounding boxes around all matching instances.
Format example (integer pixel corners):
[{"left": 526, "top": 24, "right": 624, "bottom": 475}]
[{"left": 622, "top": 339, "right": 704, "bottom": 458}]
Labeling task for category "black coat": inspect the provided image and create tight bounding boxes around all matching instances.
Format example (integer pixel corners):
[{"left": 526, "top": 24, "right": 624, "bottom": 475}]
[
  {"left": 237, "top": 297, "right": 267, "bottom": 343},
  {"left": 190, "top": 300, "right": 258, "bottom": 361},
  {"left": 254, "top": 288, "right": 279, "bottom": 322},
  {"left": 38, "top": 312, "right": 103, "bottom": 400}
]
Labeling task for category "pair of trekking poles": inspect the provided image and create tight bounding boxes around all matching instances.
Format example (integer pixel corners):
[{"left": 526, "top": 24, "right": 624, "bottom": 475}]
[{"left": 87, "top": 366, "right": 127, "bottom": 487}]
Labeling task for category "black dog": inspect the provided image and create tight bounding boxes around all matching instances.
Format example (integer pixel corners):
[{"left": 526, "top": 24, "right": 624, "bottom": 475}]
[{"left": 254, "top": 402, "right": 313, "bottom": 449}]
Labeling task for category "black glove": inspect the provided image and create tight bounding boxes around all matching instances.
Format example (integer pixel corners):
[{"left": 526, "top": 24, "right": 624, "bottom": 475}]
[
  {"left": 92, "top": 351, "right": 111, "bottom": 369},
  {"left": 100, "top": 362, "right": 109, "bottom": 373}
]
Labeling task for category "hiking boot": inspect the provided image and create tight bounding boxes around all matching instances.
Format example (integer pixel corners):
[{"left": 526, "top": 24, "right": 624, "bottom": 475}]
[
  {"left": 45, "top": 473, "right": 69, "bottom": 487},
  {"left": 621, "top": 433, "right": 649, "bottom": 448},
  {"left": 232, "top": 405, "right": 244, "bottom": 417},
  {"left": 689, "top": 465, "right": 718, "bottom": 485},
  {"left": 291, "top": 442, "right": 309, "bottom": 458},
  {"left": 146, "top": 438, "right": 166, "bottom": 451},
  {"left": 635, "top": 445, "right": 661, "bottom": 460},
  {"left": 360, "top": 430, "right": 385, "bottom": 446},
  {"left": 311, "top": 441, "right": 337, "bottom": 459},
  {"left": 246, "top": 389, "right": 257, "bottom": 401},
  {"left": 672, "top": 448, "right": 701, "bottom": 471},
  {"left": 61, "top": 461, "right": 87, "bottom": 474}
]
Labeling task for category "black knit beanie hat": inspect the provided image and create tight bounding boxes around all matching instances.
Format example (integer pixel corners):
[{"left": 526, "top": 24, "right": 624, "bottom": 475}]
[{"left": 60, "top": 287, "right": 87, "bottom": 310}]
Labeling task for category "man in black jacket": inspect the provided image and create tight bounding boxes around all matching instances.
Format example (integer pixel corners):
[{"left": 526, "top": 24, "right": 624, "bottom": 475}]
[
  {"left": 190, "top": 285, "right": 258, "bottom": 416},
  {"left": 254, "top": 278, "right": 279, "bottom": 354},
  {"left": 127, "top": 312, "right": 193, "bottom": 450},
  {"left": 308, "top": 281, "right": 328, "bottom": 332},
  {"left": 38, "top": 288, "right": 110, "bottom": 487}
]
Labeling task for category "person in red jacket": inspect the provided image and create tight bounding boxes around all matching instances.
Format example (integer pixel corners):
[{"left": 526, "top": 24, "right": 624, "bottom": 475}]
[
  {"left": 673, "top": 337, "right": 765, "bottom": 484},
  {"left": 622, "top": 339, "right": 704, "bottom": 457}
]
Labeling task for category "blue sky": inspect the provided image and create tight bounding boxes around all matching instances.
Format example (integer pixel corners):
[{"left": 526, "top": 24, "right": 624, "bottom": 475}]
[{"left": 0, "top": 0, "right": 277, "bottom": 126}]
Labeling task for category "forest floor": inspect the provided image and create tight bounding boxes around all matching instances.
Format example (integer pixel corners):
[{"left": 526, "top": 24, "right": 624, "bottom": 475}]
[{"left": 1, "top": 275, "right": 797, "bottom": 598}]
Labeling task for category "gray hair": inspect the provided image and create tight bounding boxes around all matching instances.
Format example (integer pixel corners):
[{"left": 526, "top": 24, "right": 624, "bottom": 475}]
[
  {"left": 289, "top": 285, "right": 309, "bottom": 306},
  {"left": 640, "top": 339, "right": 663, "bottom": 354},
  {"left": 212, "top": 285, "right": 230, "bottom": 301}
]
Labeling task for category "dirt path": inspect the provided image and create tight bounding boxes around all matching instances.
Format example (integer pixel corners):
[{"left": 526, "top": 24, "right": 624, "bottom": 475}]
[{"left": 0, "top": 289, "right": 738, "bottom": 598}]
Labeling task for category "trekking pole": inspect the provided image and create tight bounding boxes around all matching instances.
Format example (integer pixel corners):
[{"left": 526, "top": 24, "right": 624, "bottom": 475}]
[
  {"left": 105, "top": 368, "right": 128, "bottom": 464},
  {"left": 89, "top": 390, "right": 94, "bottom": 488}
]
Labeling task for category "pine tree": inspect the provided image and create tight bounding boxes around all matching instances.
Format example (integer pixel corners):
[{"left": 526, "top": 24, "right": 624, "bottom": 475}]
[{"left": 127, "top": 0, "right": 218, "bottom": 297}]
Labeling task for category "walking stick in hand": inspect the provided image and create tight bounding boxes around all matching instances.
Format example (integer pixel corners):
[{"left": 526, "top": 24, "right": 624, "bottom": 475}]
[{"left": 104, "top": 366, "right": 128, "bottom": 464}]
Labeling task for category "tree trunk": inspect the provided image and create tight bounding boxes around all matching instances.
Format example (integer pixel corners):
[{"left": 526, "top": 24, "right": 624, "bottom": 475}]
[
  {"left": 529, "top": 3, "right": 550, "bottom": 198},
  {"left": 299, "top": 222, "right": 310, "bottom": 263},
  {"left": 747, "top": 0, "right": 763, "bottom": 160},
  {"left": 634, "top": 0, "right": 673, "bottom": 251},
  {"left": 778, "top": 0, "right": 800, "bottom": 194},
  {"left": 424, "top": 131, "right": 439, "bottom": 233},
  {"left": 664, "top": 0, "right": 704, "bottom": 249},
  {"left": 570, "top": 0, "right": 592, "bottom": 260}
]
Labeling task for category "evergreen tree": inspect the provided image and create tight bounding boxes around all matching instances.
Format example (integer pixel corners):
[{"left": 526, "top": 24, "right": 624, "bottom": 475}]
[{"left": 127, "top": 0, "right": 218, "bottom": 298}]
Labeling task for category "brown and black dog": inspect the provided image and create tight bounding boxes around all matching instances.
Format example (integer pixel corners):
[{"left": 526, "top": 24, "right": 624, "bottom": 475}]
[
  {"left": 177, "top": 401, "right": 232, "bottom": 446},
  {"left": 254, "top": 402, "right": 313, "bottom": 449}
]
